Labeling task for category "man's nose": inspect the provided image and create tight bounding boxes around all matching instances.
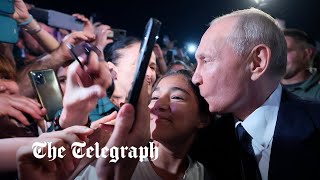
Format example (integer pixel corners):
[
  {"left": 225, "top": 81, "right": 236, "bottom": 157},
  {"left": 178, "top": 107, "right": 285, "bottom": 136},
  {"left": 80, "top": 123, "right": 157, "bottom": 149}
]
[{"left": 192, "top": 69, "right": 203, "bottom": 86}]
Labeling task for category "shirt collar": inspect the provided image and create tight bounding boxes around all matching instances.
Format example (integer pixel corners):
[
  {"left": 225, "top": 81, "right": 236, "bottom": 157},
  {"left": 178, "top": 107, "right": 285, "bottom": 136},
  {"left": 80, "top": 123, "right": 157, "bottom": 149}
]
[{"left": 235, "top": 84, "right": 282, "bottom": 148}]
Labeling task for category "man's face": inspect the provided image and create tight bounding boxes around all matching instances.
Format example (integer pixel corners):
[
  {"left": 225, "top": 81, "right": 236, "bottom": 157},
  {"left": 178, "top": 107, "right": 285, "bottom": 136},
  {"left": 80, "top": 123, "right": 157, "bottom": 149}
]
[
  {"left": 192, "top": 18, "right": 251, "bottom": 113},
  {"left": 283, "top": 36, "right": 308, "bottom": 79},
  {"left": 113, "top": 43, "right": 157, "bottom": 105}
]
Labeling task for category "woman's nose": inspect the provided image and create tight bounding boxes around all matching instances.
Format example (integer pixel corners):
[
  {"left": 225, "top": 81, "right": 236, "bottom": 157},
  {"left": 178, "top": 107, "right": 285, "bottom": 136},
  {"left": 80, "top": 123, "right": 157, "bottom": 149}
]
[{"left": 150, "top": 97, "right": 169, "bottom": 113}]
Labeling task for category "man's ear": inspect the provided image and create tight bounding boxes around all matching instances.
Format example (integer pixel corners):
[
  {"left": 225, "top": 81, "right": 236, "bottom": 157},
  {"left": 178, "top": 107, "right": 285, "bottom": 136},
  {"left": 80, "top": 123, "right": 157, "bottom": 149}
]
[
  {"left": 249, "top": 44, "right": 271, "bottom": 81},
  {"left": 107, "top": 62, "right": 118, "bottom": 80},
  {"left": 303, "top": 47, "right": 316, "bottom": 62}
]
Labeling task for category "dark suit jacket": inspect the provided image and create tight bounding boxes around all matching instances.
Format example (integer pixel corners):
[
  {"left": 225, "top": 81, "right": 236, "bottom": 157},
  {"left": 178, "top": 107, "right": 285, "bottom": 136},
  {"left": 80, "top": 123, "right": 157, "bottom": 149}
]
[{"left": 192, "top": 90, "right": 320, "bottom": 180}]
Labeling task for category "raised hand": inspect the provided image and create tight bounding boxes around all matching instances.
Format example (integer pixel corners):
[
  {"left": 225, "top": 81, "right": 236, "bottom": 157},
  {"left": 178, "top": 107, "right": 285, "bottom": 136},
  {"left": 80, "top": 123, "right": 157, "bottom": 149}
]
[{"left": 96, "top": 81, "right": 150, "bottom": 179}]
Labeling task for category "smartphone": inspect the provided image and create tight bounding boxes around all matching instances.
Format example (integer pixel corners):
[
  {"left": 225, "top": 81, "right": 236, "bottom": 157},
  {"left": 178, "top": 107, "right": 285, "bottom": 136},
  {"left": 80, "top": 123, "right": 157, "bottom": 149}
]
[
  {"left": 126, "top": 18, "right": 162, "bottom": 108},
  {"left": 29, "top": 69, "right": 63, "bottom": 121},
  {"left": 0, "top": 0, "right": 14, "bottom": 14},
  {"left": 29, "top": 8, "right": 84, "bottom": 31},
  {"left": 107, "top": 28, "right": 127, "bottom": 41},
  {"left": 48, "top": 10, "right": 84, "bottom": 31},
  {"left": 0, "top": 15, "right": 18, "bottom": 43}
]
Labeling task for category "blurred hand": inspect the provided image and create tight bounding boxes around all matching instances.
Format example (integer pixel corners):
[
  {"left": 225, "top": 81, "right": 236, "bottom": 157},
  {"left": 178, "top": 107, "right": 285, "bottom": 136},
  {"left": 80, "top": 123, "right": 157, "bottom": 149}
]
[
  {"left": 153, "top": 43, "right": 164, "bottom": 59},
  {"left": 96, "top": 81, "right": 150, "bottom": 179},
  {"left": 72, "top": 14, "right": 95, "bottom": 35},
  {"left": 52, "top": 31, "right": 96, "bottom": 62},
  {"left": 59, "top": 49, "right": 113, "bottom": 128},
  {"left": 12, "top": 0, "right": 30, "bottom": 23},
  {"left": 94, "top": 24, "right": 113, "bottom": 52},
  {"left": 0, "top": 93, "right": 46, "bottom": 126},
  {"left": 90, "top": 111, "right": 117, "bottom": 129},
  {"left": 16, "top": 126, "right": 94, "bottom": 180}
]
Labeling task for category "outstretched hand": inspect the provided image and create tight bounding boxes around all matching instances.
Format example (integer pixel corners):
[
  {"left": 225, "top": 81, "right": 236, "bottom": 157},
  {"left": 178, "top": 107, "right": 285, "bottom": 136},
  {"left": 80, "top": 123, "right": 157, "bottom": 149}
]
[{"left": 16, "top": 126, "right": 94, "bottom": 180}]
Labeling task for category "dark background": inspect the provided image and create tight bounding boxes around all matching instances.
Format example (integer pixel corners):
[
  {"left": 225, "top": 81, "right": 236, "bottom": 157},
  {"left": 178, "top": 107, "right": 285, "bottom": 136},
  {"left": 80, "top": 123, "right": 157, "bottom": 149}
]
[{"left": 27, "top": 0, "right": 320, "bottom": 48}]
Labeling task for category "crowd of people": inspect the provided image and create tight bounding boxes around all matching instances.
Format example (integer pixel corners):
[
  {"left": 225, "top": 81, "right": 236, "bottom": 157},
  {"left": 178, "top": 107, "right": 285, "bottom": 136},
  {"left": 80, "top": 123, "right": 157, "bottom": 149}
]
[{"left": 0, "top": 0, "right": 319, "bottom": 179}]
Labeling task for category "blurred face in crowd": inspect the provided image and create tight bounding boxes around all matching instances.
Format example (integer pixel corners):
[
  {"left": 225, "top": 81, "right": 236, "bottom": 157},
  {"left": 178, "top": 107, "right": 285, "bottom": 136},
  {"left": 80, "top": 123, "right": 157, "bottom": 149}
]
[
  {"left": 0, "top": 54, "right": 19, "bottom": 95},
  {"left": 110, "top": 42, "right": 157, "bottom": 105},
  {"left": 283, "top": 36, "right": 309, "bottom": 79},
  {"left": 0, "top": 78, "right": 19, "bottom": 95},
  {"left": 57, "top": 66, "right": 68, "bottom": 95},
  {"left": 192, "top": 17, "right": 251, "bottom": 113},
  {"left": 149, "top": 74, "right": 207, "bottom": 145},
  {"left": 170, "top": 64, "right": 186, "bottom": 72}
]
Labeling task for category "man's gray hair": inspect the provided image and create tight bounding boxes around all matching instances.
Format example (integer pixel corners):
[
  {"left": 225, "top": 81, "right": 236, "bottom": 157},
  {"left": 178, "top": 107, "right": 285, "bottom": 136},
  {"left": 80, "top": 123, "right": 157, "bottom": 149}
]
[{"left": 211, "top": 8, "right": 287, "bottom": 77}]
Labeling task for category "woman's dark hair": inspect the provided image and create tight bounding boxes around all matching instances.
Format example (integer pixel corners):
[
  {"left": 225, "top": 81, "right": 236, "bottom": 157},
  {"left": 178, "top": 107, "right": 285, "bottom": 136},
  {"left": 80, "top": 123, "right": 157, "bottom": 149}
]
[
  {"left": 152, "top": 69, "right": 210, "bottom": 117},
  {"left": 104, "top": 36, "right": 141, "bottom": 65},
  {"left": 167, "top": 59, "right": 194, "bottom": 72},
  {"left": 0, "top": 54, "right": 16, "bottom": 81}
]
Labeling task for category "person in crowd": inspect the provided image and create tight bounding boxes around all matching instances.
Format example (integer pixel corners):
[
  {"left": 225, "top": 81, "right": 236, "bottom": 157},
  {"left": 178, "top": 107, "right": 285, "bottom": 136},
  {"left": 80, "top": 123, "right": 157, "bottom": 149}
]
[
  {"left": 132, "top": 70, "right": 211, "bottom": 180},
  {"left": 17, "top": 22, "right": 61, "bottom": 64},
  {"left": 153, "top": 43, "right": 168, "bottom": 77},
  {"left": 192, "top": 8, "right": 320, "bottom": 180},
  {"left": 0, "top": 53, "right": 46, "bottom": 179},
  {"left": 281, "top": 28, "right": 320, "bottom": 101},
  {"left": 103, "top": 37, "right": 157, "bottom": 106},
  {"left": 0, "top": 53, "right": 47, "bottom": 138},
  {"left": 168, "top": 59, "right": 194, "bottom": 72},
  {"left": 75, "top": 70, "right": 212, "bottom": 179},
  {"left": 0, "top": 125, "right": 93, "bottom": 179},
  {"left": 57, "top": 23, "right": 113, "bottom": 95},
  {"left": 11, "top": 0, "right": 100, "bottom": 98},
  {"left": 14, "top": 38, "right": 151, "bottom": 179},
  {"left": 56, "top": 36, "right": 156, "bottom": 128},
  {"left": 68, "top": 36, "right": 156, "bottom": 122}
]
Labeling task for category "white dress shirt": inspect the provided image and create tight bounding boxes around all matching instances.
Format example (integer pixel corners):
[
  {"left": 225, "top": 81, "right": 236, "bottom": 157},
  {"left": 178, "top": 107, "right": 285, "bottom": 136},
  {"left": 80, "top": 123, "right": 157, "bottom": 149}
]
[{"left": 235, "top": 84, "right": 282, "bottom": 180}]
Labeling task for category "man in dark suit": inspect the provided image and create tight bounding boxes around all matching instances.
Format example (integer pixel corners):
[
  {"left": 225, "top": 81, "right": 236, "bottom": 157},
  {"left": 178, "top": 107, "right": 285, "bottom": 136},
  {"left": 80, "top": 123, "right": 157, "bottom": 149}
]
[{"left": 192, "top": 8, "right": 320, "bottom": 180}]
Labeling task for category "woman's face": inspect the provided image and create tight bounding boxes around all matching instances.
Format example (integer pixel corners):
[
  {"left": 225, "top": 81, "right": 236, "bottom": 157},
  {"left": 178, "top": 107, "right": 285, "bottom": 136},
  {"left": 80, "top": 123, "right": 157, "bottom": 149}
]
[
  {"left": 112, "top": 42, "right": 157, "bottom": 105},
  {"left": 0, "top": 78, "right": 19, "bottom": 95},
  {"left": 57, "top": 66, "right": 68, "bottom": 95},
  {"left": 149, "top": 75, "right": 205, "bottom": 144}
]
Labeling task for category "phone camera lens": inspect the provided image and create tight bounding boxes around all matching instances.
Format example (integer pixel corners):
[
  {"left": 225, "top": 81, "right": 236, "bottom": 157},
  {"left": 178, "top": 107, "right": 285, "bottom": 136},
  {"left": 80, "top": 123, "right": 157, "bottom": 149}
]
[{"left": 35, "top": 72, "right": 45, "bottom": 84}]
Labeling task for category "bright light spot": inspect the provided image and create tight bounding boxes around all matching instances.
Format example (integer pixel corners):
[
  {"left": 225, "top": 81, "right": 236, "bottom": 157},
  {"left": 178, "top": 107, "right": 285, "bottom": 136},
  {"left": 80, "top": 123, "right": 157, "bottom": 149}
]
[
  {"left": 156, "top": 35, "right": 159, "bottom": 40},
  {"left": 187, "top": 43, "right": 197, "bottom": 54},
  {"left": 253, "top": 0, "right": 264, "bottom": 4}
]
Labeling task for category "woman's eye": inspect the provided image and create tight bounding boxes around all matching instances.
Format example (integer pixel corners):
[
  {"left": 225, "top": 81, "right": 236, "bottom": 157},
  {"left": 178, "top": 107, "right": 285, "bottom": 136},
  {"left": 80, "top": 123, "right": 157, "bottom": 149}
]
[
  {"left": 59, "top": 78, "right": 66, "bottom": 83},
  {"left": 171, "top": 96, "right": 183, "bottom": 100},
  {"left": 151, "top": 96, "right": 159, "bottom": 100},
  {"left": 149, "top": 66, "right": 156, "bottom": 70}
]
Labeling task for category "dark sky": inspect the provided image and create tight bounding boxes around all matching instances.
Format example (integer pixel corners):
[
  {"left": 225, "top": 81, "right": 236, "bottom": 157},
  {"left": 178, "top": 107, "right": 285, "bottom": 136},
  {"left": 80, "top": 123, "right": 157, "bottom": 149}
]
[{"left": 27, "top": 0, "right": 320, "bottom": 47}]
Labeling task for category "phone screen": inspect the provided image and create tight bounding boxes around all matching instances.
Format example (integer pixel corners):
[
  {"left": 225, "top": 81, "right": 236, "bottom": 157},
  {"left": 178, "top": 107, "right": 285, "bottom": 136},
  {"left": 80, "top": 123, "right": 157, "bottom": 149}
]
[
  {"left": 0, "top": 0, "right": 14, "bottom": 14},
  {"left": 126, "top": 18, "right": 161, "bottom": 108},
  {"left": 0, "top": 15, "right": 18, "bottom": 43}
]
